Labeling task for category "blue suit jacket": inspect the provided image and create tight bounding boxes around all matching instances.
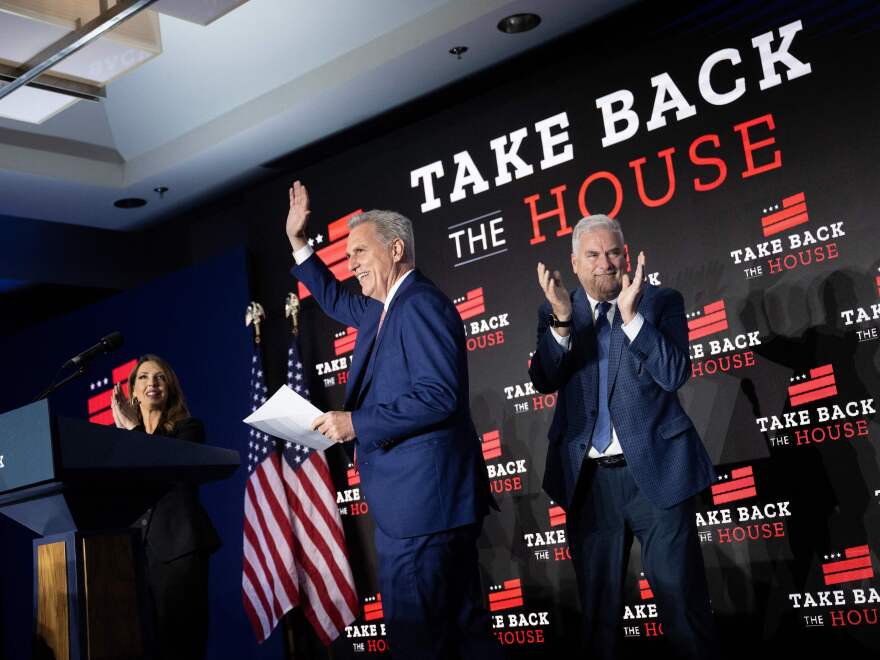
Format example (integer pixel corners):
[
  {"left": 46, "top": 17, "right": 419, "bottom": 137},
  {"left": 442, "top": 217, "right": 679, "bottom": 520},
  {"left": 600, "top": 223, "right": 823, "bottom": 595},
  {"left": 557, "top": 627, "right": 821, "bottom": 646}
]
[
  {"left": 529, "top": 284, "right": 715, "bottom": 511},
  {"left": 293, "top": 255, "right": 491, "bottom": 538}
]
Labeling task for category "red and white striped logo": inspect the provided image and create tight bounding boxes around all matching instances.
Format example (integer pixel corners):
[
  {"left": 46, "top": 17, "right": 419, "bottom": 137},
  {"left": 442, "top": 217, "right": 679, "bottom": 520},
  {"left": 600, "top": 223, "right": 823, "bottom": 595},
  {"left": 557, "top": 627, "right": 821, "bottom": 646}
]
[
  {"left": 711, "top": 465, "right": 757, "bottom": 505},
  {"left": 454, "top": 288, "right": 486, "bottom": 320},
  {"left": 363, "top": 594, "right": 384, "bottom": 621},
  {"left": 822, "top": 546, "right": 874, "bottom": 586},
  {"left": 788, "top": 364, "right": 837, "bottom": 406},
  {"left": 687, "top": 300, "right": 729, "bottom": 342},
  {"left": 761, "top": 192, "right": 808, "bottom": 237},
  {"left": 488, "top": 578, "right": 524, "bottom": 612},
  {"left": 482, "top": 430, "right": 502, "bottom": 461}
]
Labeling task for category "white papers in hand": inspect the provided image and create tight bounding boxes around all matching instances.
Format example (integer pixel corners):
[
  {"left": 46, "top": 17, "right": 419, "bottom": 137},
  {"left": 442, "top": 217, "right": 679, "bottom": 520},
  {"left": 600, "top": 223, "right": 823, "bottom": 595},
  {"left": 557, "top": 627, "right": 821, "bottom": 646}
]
[{"left": 243, "top": 385, "right": 333, "bottom": 451}]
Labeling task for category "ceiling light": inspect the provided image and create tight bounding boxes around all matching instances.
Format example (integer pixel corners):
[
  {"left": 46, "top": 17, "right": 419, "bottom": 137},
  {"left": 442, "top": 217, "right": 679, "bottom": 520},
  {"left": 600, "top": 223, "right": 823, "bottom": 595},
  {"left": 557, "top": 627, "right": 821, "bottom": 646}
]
[
  {"left": 497, "top": 13, "right": 541, "bottom": 34},
  {"left": 114, "top": 198, "right": 147, "bottom": 209},
  {"left": 449, "top": 46, "right": 468, "bottom": 60}
]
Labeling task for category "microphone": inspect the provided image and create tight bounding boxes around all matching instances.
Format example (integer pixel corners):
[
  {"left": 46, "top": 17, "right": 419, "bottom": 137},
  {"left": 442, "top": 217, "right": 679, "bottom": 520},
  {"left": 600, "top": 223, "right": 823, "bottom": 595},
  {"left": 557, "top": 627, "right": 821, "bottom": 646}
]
[{"left": 63, "top": 332, "right": 124, "bottom": 369}]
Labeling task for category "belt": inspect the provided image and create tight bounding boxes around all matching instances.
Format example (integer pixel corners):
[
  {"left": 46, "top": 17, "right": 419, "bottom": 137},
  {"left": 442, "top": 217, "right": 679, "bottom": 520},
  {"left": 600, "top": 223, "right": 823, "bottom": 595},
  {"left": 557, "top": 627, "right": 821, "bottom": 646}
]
[{"left": 594, "top": 454, "right": 626, "bottom": 468}]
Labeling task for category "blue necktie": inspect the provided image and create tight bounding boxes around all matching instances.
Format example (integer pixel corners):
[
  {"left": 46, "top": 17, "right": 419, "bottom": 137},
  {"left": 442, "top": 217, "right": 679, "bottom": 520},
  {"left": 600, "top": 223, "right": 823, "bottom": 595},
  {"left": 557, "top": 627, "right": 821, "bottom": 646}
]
[{"left": 590, "top": 301, "right": 612, "bottom": 453}]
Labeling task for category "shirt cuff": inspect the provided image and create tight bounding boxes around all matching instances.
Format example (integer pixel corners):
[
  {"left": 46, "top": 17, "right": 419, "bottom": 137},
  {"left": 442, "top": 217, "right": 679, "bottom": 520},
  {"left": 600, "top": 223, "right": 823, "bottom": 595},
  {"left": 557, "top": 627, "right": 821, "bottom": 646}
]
[
  {"left": 292, "top": 244, "right": 314, "bottom": 265},
  {"left": 550, "top": 326, "right": 572, "bottom": 351},
  {"left": 622, "top": 312, "right": 644, "bottom": 342}
]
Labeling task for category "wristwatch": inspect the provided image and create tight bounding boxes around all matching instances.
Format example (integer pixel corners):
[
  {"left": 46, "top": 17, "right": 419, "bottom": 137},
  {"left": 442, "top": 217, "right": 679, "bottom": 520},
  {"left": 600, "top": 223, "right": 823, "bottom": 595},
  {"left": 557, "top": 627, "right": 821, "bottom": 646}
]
[{"left": 549, "top": 313, "right": 572, "bottom": 328}]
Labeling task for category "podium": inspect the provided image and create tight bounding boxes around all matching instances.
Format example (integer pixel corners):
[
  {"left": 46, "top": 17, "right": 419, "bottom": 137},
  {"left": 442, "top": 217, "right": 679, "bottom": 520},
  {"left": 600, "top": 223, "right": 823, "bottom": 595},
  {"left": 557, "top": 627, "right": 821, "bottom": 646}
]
[{"left": 0, "top": 400, "right": 240, "bottom": 660}]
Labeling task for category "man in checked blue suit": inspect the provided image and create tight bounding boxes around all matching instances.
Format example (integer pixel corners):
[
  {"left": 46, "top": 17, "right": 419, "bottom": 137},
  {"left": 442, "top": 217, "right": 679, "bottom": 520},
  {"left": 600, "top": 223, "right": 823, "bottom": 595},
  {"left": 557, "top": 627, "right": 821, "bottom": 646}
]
[
  {"left": 529, "top": 214, "right": 718, "bottom": 659},
  {"left": 284, "top": 182, "right": 502, "bottom": 659}
]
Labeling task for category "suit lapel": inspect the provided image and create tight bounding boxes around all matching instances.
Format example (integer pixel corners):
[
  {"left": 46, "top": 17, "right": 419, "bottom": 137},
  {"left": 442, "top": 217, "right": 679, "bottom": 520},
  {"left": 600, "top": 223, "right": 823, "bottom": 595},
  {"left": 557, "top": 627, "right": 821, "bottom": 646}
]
[
  {"left": 571, "top": 288, "right": 599, "bottom": 397},
  {"left": 344, "top": 307, "right": 382, "bottom": 410},
  {"left": 606, "top": 303, "right": 626, "bottom": 398},
  {"left": 352, "top": 270, "right": 419, "bottom": 404}
]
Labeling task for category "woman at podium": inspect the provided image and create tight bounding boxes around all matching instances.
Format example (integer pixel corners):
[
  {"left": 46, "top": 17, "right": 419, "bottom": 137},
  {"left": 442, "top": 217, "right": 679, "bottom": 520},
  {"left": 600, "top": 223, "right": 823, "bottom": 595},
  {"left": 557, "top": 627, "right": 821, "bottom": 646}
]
[{"left": 111, "top": 354, "right": 220, "bottom": 660}]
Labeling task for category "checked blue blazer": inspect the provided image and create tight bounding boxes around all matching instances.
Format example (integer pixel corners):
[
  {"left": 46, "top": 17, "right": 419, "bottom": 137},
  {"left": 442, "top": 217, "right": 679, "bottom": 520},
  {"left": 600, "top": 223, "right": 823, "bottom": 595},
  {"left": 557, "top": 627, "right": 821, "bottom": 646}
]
[{"left": 528, "top": 284, "right": 715, "bottom": 510}]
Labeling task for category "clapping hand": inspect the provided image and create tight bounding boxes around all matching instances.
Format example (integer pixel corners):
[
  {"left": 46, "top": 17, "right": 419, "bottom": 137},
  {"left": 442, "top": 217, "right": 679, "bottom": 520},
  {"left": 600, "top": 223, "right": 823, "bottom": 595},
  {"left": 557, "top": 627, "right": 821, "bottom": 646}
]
[
  {"left": 536, "top": 262, "right": 572, "bottom": 321},
  {"left": 618, "top": 251, "right": 645, "bottom": 324},
  {"left": 110, "top": 383, "right": 138, "bottom": 430}
]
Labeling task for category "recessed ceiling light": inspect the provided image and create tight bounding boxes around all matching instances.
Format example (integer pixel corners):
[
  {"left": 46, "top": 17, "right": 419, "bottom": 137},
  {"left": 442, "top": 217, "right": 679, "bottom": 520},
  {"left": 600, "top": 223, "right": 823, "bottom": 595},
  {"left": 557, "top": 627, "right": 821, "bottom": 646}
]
[
  {"left": 114, "top": 198, "right": 147, "bottom": 209},
  {"left": 449, "top": 46, "right": 468, "bottom": 60},
  {"left": 497, "top": 13, "right": 541, "bottom": 34}
]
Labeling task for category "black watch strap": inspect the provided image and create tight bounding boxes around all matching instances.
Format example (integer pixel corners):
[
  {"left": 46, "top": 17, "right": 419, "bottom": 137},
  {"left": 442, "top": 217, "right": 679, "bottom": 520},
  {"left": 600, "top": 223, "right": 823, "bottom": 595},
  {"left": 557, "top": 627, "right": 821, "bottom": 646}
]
[{"left": 549, "top": 313, "right": 572, "bottom": 328}]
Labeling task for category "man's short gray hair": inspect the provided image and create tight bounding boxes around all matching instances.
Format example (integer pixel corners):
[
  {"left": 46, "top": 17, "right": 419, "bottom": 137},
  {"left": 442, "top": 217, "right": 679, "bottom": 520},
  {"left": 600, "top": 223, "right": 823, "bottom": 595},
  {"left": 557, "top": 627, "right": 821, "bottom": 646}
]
[
  {"left": 349, "top": 209, "right": 416, "bottom": 266},
  {"left": 571, "top": 214, "right": 625, "bottom": 253}
]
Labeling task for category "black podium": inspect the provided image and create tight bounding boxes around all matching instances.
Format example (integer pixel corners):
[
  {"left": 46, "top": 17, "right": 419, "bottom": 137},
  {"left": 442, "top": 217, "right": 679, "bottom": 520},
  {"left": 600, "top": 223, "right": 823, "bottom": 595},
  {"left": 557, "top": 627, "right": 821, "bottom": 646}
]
[{"left": 0, "top": 400, "right": 240, "bottom": 660}]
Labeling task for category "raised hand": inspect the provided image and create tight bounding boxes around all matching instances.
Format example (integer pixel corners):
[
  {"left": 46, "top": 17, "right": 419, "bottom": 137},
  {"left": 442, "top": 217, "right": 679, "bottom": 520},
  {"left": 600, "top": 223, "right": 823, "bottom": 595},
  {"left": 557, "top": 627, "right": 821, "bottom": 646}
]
[
  {"left": 537, "top": 262, "right": 572, "bottom": 321},
  {"left": 618, "top": 251, "right": 645, "bottom": 324},
  {"left": 111, "top": 382, "right": 138, "bottom": 430},
  {"left": 286, "top": 180, "right": 311, "bottom": 251}
]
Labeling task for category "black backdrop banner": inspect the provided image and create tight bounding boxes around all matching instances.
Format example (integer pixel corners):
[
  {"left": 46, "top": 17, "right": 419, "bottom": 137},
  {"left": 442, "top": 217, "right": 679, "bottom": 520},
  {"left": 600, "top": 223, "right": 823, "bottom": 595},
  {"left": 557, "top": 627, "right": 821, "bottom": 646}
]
[{"left": 236, "top": 6, "right": 880, "bottom": 657}]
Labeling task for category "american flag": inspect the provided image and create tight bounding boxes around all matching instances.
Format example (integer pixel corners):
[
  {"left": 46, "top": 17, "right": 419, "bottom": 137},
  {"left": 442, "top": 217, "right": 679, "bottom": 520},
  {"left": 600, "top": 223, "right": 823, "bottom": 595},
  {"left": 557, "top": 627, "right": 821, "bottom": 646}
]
[{"left": 242, "top": 337, "right": 358, "bottom": 644}]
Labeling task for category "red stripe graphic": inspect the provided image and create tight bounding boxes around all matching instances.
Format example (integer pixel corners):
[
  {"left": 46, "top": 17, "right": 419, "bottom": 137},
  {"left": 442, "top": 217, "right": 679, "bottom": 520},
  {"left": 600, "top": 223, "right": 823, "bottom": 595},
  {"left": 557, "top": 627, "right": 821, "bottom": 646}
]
[
  {"left": 687, "top": 300, "right": 728, "bottom": 341},
  {"left": 297, "top": 209, "right": 363, "bottom": 300},
  {"left": 482, "top": 430, "right": 502, "bottom": 461},
  {"left": 711, "top": 465, "right": 758, "bottom": 505},
  {"left": 334, "top": 327, "right": 358, "bottom": 356},
  {"left": 363, "top": 594, "right": 383, "bottom": 621},
  {"left": 549, "top": 505, "right": 566, "bottom": 527},
  {"left": 346, "top": 465, "right": 360, "bottom": 487},
  {"left": 875, "top": 275, "right": 880, "bottom": 297},
  {"left": 488, "top": 579, "right": 524, "bottom": 612},
  {"left": 88, "top": 389, "right": 112, "bottom": 415},
  {"left": 639, "top": 578, "right": 654, "bottom": 600},
  {"left": 112, "top": 359, "right": 137, "bottom": 384},
  {"left": 89, "top": 409, "right": 114, "bottom": 426},
  {"left": 456, "top": 288, "right": 486, "bottom": 320},
  {"left": 822, "top": 545, "right": 874, "bottom": 586},
  {"left": 788, "top": 364, "right": 837, "bottom": 406},
  {"left": 761, "top": 192, "right": 809, "bottom": 237}
]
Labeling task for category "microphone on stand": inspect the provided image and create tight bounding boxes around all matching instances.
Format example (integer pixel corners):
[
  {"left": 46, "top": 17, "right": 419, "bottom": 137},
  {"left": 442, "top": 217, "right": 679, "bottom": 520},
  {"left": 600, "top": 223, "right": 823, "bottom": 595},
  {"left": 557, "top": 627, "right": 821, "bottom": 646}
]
[{"left": 62, "top": 332, "right": 124, "bottom": 369}]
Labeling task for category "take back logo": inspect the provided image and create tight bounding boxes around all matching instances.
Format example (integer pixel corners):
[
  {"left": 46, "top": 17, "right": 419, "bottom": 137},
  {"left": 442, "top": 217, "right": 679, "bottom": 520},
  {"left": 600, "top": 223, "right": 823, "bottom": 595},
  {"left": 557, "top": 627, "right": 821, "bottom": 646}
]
[
  {"left": 755, "top": 364, "right": 875, "bottom": 449},
  {"left": 839, "top": 267, "right": 880, "bottom": 344},
  {"left": 622, "top": 574, "right": 665, "bottom": 640},
  {"left": 729, "top": 191, "right": 845, "bottom": 279},
  {"left": 488, "top": 577, "right": 551, "bottom": 647},
  {"left": 317, "top": 327, "right": 355, "bottom": 389},
  {"left": 337, "top": 463, "right": 368, "bottom": 517},
  {"left": 523, "top": 502, "right": 570, "bottom": 562},
  {"left": 508, "top": 355, "right": 557, "bottom": 415},
  {"left": 345, "top": 593, "right": 388, "bottom": 654},
  {"left": 696, "top": 462, "right": 791, "bottom": 545},
  {"left": 454, "top": 286, "right": 511, "bottom": 352},
  {"left": 481, "top": 430, "right": 528, "bottom": 495},
  {"left": 687, "top": 299, "right": 761, "bottom": 377},
  {"left": 787, "top": 541, "right": 880, "bottom": 630}
]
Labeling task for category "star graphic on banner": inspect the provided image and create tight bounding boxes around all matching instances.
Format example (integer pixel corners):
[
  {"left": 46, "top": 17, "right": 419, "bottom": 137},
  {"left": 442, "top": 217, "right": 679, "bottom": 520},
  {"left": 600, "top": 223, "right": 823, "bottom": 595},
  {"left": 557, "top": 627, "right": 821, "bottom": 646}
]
[
  {"left": 308, "top": 238, "right": 314, "bottom": 247},
  {"left": 315, "top": 233, "right": 324, "bottom": 244}
]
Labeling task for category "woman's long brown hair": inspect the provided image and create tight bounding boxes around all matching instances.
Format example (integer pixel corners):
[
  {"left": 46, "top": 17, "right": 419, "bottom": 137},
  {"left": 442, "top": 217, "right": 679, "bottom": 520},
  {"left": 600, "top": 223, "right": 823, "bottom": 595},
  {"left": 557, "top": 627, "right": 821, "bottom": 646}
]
[{"left": 126, "top": 354, "right": 191, "bottom": 435}]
